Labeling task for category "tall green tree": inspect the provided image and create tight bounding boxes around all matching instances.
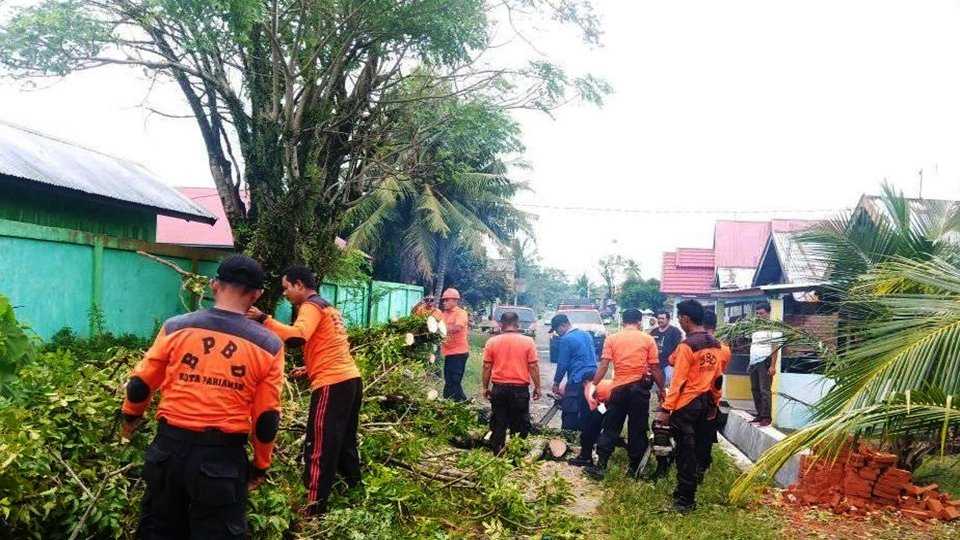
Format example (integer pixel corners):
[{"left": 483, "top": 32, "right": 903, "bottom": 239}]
[
  {"left": 574, "top": 274, "right": 594, "bottom": 299},
  {"left": 618, "top": 277, "right": 665, "bottom": 311},
  {"left": 0, "top": 0, "right": 608, "bottom": 299},
  {"left": 344, "top": 96, "right": 530, "bottom": 296}
]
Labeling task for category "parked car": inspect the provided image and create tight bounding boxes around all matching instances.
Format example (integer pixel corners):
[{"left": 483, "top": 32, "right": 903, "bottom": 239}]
[
  {"left": 490, "top": 305, "right": 537, "bottom": 337},
  {"left": 549, "top": 308, "right": 606, "bottom": 362}
]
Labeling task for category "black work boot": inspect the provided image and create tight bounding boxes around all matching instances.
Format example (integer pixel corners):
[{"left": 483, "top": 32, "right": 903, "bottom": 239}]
[
  {"left": 584, "top": 457, "right": 607, "bottom": 481},
  {"left": 627, "top": 461, "right": 644, "bottom": 480},
  {"left": 568, "top": 454, "right": 593, "bottom": 467}
]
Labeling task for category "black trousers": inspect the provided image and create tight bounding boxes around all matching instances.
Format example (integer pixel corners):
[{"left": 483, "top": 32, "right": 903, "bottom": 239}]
[
  {"left": 596, "top": 379, "right": 652, "bottom": 464},
  {"left": 749, "top": 359, "right": 772, "bottom": 421},
  {"left": 577, "top": 409, "right": 604, "bottom": 458},
  {"left": 669, "top": 393, "right": 714, "bottom": 506},
  {"left": 560, "top": 375, "right": 595, "bottom": 431},
  {"left": 696, "top": 413, "right": 720, "bottom": 475},
  {"left": 137, "top": 422, "right": 249, "bottom": 539},
  {"left": 443, "top": 353, "right": 469, "bottom": 402},
  {"left": 304, "top": 377, "right": 363, "bottom": 515},
  {"left": 489, "top": 383, "right": 530, "bottom": 454}
]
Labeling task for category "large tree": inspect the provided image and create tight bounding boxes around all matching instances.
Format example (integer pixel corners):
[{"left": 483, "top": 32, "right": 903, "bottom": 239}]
[{"left": 0, "top": 0, "right": 607, "bottom": 300}]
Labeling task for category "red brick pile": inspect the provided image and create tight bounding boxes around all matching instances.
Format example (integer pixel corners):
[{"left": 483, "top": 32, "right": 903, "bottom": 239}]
[{"left": 785, "top": 447, "right": 960, "bottom": 522}]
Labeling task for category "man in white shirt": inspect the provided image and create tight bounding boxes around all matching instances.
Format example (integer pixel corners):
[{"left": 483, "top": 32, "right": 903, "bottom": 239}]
[{"left": 748, "top": 302, "right": 781, "bottom": 427}]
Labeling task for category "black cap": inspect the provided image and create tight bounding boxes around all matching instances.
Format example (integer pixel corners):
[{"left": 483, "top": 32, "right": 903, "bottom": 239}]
[
  {"left": 216, "top": 255, "right": 265, "bottom": 289},
  {"left": 549, "top": 313, "right": 570, "bottom": 332}
]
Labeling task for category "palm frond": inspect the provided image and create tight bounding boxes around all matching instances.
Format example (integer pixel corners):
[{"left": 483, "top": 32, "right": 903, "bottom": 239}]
[{"left": 731, "top": 392, "right": 960, "bottom": 502}]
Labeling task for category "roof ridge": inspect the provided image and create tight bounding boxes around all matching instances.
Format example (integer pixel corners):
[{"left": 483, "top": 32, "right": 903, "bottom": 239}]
[{"left": 0, "top": 118, "right": 149, "bottom": 170}]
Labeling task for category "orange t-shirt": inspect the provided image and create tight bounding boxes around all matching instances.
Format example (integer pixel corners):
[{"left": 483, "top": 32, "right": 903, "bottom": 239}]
[
  {"left": 264, "top": 295, "right": 360, "bottom": 390},
  {"left": 483, "top": 331, "right": 538, "bottom": 385},
  {"left": 122, "top": 308, "right": 284, "bottom": 469},
  {"left": 663, "top": 331, "right": 725, "bottom": 412},
  {"left": 711, "top": 343, "right": 732, "bottom": 405},
  {"left": 601, "top": 327, "right": 660, "bottom": 389},
  {"left": 442, "top": 306, "right": 470, "bottom": 356}
]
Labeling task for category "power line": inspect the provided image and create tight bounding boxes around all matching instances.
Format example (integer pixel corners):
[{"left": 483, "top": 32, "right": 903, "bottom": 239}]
[{"left": 183, "top": 188, "right": 849, "bottom": 217}]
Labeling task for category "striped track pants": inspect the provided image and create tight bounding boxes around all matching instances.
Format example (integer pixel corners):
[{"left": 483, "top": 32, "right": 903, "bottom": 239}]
[{"left": 303, "top": 377, "right": 362, "bottom": 515}]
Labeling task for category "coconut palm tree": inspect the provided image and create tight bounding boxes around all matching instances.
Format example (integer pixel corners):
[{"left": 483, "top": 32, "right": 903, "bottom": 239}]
[
  {"left": 344, "top": 98, "right": 530, "bottom": 296},
  {"left": 722, "top": 185, "right": 960, "bottom": 499}
]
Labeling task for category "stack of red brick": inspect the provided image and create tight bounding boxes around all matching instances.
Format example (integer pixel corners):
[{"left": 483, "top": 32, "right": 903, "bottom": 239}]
[{"left": 785, "top": 446, "right": 960, "bottom": 522}]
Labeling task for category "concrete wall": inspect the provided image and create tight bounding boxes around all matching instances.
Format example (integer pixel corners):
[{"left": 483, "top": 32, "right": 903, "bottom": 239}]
[{"left": 0, "top": 218, "right": 422, "bottom": 339}]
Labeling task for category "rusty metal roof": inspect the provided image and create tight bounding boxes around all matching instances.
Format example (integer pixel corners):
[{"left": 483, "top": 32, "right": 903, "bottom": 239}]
[{"left": 0, "top": 120, "right": 215, "bottom": 223}]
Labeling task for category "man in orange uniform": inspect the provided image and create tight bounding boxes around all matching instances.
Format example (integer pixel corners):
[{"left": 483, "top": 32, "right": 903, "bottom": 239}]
[
  {"left": 698, "top": 309, "right": 731, "bottom": 480},
  {"left": 440, "top": 288, "right": 470, "bottom": 401},
  {"left": 121, "top": 255, "right": 283, "bottom": 538},
  {"left": 247, "top": 265, "right": 362, "bottom": 516},
  {"left": 655, "top": 299, "right": 726, "bottom": 513},
  {"left": 481, "top": 311, "right": 542, "bottom": 454},
  {"left": 411, "top": 295, "right": 442, "bottom": 319},
  {"left": 584, "top": 309, "right": 665, "bottom": 480}
]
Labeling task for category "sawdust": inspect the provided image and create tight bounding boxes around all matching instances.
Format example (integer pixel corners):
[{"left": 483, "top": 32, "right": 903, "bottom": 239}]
[{"left": 537, "top": 459, "right": 602, "bottom": 516}]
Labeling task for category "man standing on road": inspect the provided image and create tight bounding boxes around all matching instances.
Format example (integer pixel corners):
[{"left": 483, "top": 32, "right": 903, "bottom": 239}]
[
  {"left": 549, "top": 314, "right": 598, "bottom": 431},
  {"left": 584, "top": 309, "right": 665, "bottom": 480},
  {"left": 248, "top": 265, "right": 362, "bottom": 516},
  {"left": 482, "top": 311, "right": 542, "bottom": 454},
  {"left": 440, "top": 288, "right": 470, "bottom": 402},
  {"left": 649, "top": 310, "right": 683, "bottom": 390},
  {"left": 749, "top": 301, "right": 781, "bottom": 427},
  {"left": 122, "top": 255, "right": 283, "bottom": 537},
  {"left": 655, "top": 299, "right": 726, "bottom": 513}
]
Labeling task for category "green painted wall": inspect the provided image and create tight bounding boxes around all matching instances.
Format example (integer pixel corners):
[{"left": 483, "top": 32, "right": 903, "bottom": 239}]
[
  {"left": 101, "top": 250, "right": 216, "bottom": 336},
  {"left": 0, "top": 235, "right": 93, "bottom": 338},
  {"left": 0, "top": 176, "right": 157, "bottom": 241},
  {"left": 0, "top": 218, "right": 422, "bottom": 339}
]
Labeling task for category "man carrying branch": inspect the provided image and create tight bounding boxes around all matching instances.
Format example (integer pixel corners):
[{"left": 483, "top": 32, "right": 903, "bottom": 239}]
[
  {"left": 482, "top": 311, "right": 542, "bottom": 455},
  {"left": 248, "top": 266, "right": 362, "bottom": 516}
]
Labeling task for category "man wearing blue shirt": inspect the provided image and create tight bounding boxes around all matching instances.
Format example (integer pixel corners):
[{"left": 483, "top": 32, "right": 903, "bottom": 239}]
[{"left": 549, "top": 314, "right": 598, "bottom": 431}]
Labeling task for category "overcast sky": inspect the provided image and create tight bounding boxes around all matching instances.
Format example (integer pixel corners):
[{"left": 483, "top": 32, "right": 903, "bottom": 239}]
[{"left": 3, "top": 0, "right": 960, "bottom": 283}]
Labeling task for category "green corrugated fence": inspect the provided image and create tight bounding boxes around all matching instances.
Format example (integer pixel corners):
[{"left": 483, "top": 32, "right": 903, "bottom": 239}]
[{"left": 0, "top": 218, "right": 422, "bottom": 340}]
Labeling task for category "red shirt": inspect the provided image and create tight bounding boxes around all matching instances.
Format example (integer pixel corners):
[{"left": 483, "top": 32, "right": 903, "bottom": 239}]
[{"left": 483, "top": 331, "right": 538, "bottom": 385}]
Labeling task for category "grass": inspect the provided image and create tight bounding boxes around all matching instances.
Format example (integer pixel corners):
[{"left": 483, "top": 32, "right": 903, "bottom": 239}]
[
  {"left": 462, "top": 331, "right": 489, "bottom": 398},
  {"left": 914, "top": 454, "right": 960, "bottom": 496},
  {"left": 596, "top": 451, "right": 781, "bottom": 540}
]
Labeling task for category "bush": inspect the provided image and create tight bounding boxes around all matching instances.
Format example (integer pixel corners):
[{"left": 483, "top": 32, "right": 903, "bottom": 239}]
[{"left": 0, "top": 314, "right": 584, "bottom": 538}]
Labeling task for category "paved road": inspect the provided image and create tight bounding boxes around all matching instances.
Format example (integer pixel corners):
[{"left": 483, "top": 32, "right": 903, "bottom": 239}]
[{"left": 530, "top": 320, "right": 562, "bottom": 429}]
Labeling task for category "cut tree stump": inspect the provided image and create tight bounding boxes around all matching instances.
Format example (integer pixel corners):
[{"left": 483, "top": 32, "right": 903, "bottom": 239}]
[{"left": 548, "top": 439, "right": 568, "bottom": 459}]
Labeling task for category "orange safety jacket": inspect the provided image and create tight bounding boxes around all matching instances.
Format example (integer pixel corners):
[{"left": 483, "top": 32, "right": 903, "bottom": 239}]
[
  {"left": 122, "top": 308, "right": 284, "bottom": 470},
  {"left": 711, "top": 343, "right": 732, "bottom": 405},
  {"left": 662, "top": 331, "right": 725, "bottom": 412},
  {"left": 263, "top": 294, "right": 360, "bottom": 390}
]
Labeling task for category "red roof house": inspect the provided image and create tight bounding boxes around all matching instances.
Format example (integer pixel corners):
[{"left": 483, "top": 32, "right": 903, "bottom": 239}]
[{"left": 660, "top": 248, "right": 715, "bottom": 296}]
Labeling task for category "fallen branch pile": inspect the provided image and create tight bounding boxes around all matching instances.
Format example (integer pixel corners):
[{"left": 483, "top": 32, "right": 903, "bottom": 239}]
[
  {"left": 786, "top": 445, "right": 959, "bottom": 522},
  {"left": 0, "top": 312, "right": 586, "bottom": 539}
]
